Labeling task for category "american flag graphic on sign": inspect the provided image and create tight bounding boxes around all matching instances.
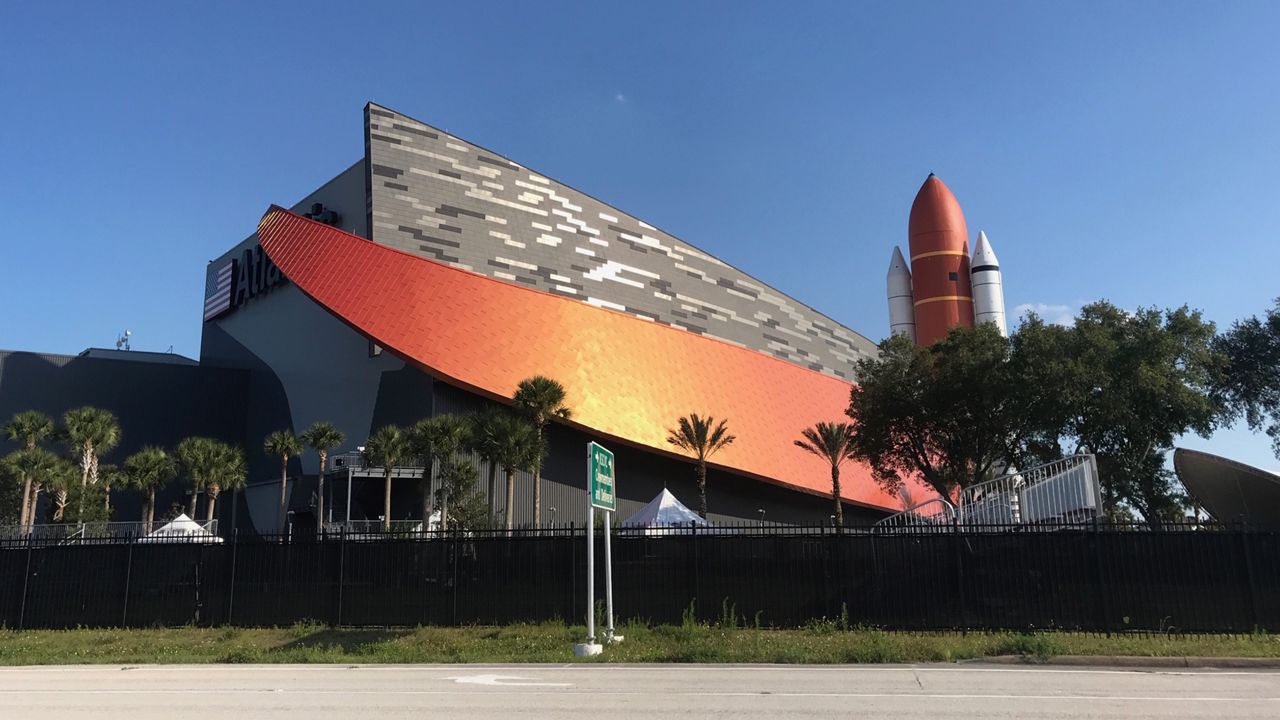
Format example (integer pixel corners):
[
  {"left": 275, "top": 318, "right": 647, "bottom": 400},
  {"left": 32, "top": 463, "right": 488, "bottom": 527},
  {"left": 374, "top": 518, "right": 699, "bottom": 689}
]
[{"left": 203, "top": 261, "right": 235, "bottom": 320}]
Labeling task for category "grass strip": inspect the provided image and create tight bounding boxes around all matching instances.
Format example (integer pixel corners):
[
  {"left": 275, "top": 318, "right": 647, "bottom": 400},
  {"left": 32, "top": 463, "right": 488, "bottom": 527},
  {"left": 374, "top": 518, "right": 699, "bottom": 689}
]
[{"left": 0, "top": 620, "right": 1276, "bottom": 665}]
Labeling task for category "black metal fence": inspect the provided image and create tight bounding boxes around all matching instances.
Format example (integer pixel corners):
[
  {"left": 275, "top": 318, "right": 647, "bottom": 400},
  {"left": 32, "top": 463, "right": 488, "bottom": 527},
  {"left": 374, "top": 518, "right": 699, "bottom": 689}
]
[{"left": 1, "top": 524, "right": 1276, "bottom": 632}]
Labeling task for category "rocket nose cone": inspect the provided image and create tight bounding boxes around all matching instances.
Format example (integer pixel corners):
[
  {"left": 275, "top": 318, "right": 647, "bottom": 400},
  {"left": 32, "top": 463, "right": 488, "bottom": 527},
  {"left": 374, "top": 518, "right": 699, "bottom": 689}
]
[
  {"left": 972, "top": 230, "right": 999, "bottom": 265},
  {"left": 887, "top": 246, "right": 911, "bottom": 278},
  {"left": 889, "top": 246, "right": 908, "bottom": 268},
  {"left": 908, "top": 175, "right": 967, "bottom": 253}
]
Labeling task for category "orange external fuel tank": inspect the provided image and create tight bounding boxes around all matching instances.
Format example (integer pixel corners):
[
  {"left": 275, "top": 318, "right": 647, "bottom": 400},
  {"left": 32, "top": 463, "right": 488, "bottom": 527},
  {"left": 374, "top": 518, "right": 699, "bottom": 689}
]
[{"left": 907, "top": 174, "right": 974, "bottom": 345}]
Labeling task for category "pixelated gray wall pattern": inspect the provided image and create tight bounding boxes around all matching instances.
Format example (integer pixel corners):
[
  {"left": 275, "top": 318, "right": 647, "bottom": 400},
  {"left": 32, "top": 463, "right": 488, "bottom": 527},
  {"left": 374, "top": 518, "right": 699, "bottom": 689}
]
[{"left": 363, "top": 103, "right": 876, "bottom": 379}]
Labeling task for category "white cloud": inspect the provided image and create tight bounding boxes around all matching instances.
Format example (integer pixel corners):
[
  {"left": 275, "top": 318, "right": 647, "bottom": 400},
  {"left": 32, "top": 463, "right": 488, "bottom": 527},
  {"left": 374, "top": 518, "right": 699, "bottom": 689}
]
[
  {"left": 614, "top": 92, "right": 627, "bottom": 103},
  {"left": 1014, "top": 302, "right": 1076, "bottom": 326}
]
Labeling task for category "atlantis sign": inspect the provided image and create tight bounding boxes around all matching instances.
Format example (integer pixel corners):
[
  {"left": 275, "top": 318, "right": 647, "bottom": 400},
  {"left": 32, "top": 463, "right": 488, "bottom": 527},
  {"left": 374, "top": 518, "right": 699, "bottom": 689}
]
[{"left": 203, "top": 245, "right": 287, "bottom": 321}]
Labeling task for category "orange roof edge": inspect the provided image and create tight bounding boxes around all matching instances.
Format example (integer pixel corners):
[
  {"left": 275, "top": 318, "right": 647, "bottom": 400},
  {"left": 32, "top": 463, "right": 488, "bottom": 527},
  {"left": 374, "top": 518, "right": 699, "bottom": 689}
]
[{"left": 256, "top": 206, "right": 915, "bottom": 513}]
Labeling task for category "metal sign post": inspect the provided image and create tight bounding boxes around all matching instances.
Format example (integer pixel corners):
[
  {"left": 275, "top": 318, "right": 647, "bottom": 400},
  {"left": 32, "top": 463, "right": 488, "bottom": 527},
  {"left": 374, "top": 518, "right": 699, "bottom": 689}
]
[{"left": 576, "top": 441, "right": 621, "bottom": 656}]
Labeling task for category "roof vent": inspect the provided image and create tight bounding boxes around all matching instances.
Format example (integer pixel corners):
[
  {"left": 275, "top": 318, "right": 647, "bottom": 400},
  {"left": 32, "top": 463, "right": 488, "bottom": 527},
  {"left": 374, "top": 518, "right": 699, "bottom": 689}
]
[{"left": 304, "top": 203, "right": 343, "bottom": 226}]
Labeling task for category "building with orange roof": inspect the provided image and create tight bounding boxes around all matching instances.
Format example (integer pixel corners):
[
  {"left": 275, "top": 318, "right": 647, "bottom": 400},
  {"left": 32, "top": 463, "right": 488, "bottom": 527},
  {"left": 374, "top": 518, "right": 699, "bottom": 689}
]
[
  {"left": 192, "top": 103, "right": 918, "bottom": 533},
  {"left": 2, "top": 102, "right": 928, "bottom": 533}
]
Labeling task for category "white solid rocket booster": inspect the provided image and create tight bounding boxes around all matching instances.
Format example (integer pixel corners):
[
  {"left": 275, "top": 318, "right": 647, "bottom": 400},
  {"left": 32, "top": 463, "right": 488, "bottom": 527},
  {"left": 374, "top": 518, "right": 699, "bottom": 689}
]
[
  {"left": 886, "top": 246, "right": 916, "bottom": 342},
  {"left": 970, "top": 230, "right": 1007, "bottom": 336}
]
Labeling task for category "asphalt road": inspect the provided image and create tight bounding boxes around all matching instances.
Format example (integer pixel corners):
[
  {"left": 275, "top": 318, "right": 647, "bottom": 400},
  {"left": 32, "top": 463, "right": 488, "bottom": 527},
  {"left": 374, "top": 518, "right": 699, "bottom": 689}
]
[{"left": 1, "top": 663, "right": 1277, "bottom": 719}]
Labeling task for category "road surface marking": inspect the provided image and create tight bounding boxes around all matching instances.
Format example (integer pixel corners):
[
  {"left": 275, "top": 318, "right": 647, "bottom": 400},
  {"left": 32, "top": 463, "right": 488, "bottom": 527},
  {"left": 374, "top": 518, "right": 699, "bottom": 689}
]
[
  {"left": 0, "top": 689, "right": 1274, "bottom": 702},
  {"left": 443, "top": 674, "right": 571, "bottom": 687}
]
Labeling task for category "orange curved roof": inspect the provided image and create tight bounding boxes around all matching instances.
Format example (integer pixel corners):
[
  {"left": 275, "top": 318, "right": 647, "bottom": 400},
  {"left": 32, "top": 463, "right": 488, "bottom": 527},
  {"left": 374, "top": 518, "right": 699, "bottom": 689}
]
[{"left": 257, "top": 207, "right": 905, "bottom": 511}]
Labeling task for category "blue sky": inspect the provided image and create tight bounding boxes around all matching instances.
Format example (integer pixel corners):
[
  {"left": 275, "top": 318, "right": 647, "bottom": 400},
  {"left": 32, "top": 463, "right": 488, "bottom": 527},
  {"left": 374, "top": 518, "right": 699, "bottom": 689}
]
[{"left": 2, "top": 1, "right": 1277, "bottom": 469}]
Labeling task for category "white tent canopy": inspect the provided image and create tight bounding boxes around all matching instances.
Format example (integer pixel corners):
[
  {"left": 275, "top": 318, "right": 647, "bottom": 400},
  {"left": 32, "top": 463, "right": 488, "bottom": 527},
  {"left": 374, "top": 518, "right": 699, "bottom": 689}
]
[
  {"left": 140, "top": 513, "right": 224, "bottom": 544},
  {"left": 621, "top": 489, "right": 712, "bottom": 532}
]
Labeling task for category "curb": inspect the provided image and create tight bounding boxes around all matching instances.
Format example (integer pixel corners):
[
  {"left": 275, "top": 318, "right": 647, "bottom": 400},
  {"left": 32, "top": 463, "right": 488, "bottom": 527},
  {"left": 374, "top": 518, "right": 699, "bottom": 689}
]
[{"left": 977, "top": 655, "right": 1280, "bottom": 669}]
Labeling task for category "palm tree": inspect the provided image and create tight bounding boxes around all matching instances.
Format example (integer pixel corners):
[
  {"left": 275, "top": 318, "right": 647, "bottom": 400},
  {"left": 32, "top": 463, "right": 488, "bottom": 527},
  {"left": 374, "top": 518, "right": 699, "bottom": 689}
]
[
  {"left": 99, "top": 463, "right": 123, "bottom": 515},
  {"left": 122, "top": 446, "right": 176, "bottom": 530},
  {"left": 4, "top": 411, "right": 55, "bottom": 528},
  {"left": 63, "top": 407, "right": 121, "bottom": 519},
  {"left": 62, "top": 407, "right": 122, "bottom": 489},
  {"left": 43, "top": 456, "right": 80, "bottom": 523},
  {"left": 488, "top": 412, "right": 543, "bottom": 531},
  {"left": 4, "top": 447, "right": 60, "bottom": 529},
  {"left": 666, "top": 414, "right": 737, "bottom": 519},
  {"left": 176, "top": 437, "right": 218, "bottom": 517},
  {"left": 362, "top": 425, "right": 409, "bottom": 531},
  {"left": 263, "top": 429, "right": 302, "bottom": 533},
  {"left": 466, "top": 407, "right": 505, "bottom": 526},
  {"left": 512, "top": 375, "right": 571, "bottom": 529},
  {"left": 203, "top": 443, "right": 246, "bottom": 525},
  {"left": 300, "top": 422, "right": 345, "bottom": 528},
  {"left": 795, "top": 422, "right": 857, "bottom": 532},
  {"left": 409, "top": 415, "right": 468, "bottom": 530}
]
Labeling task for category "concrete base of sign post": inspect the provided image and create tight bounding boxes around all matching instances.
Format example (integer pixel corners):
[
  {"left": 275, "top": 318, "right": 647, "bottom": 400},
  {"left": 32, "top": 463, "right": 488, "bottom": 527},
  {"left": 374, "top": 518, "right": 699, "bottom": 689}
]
[
  {"left": 574, "top": 642, "right": 603, "bottom": 657},
  {"left": 606, "top": 634, "right": 625, "bottom": 645}
]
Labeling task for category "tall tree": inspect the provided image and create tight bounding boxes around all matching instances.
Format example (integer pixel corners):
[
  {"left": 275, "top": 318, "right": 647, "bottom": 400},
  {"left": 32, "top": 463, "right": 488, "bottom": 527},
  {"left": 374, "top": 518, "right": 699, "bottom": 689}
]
[
  {"left": 176, "top": 437, "right": 212, "bottom": 517},
  {"left": 362, "top": 425, "right": 410, "bottom": 531},
  {"left": 62, "top": 407, "right": 121, "bottom": 489},
  {"left": 4, "top": 411, "right": 54, "bottom": 528},
  {"left": 409, "top": 415, "right": 469, "bottom": 529},
  {"left": 176, "top": 436, "right": 242, "bottom": 520},
  {"left": 263, "top": 429, "right": 303, "bottom": 533},
  {"left": 512, "top": 376, "right": 571, "bottom": 529},
  {"left": 202, "top": 442, "right": 246, "bottom": 525},
  {"left": 0, "top": 455, "right": 21, "bottom": 526},
  {"left": 666, "top": 414, "right": 736, "bottom": 519},
  {"left": 466, "top": 407, "right": 506, "bottom": 525},
  {"left": 794, "top": 422, "right": 857, "bottom": 531},
  {"left": 1053, "top": 302, "right": 1223, "bottom": 527},
  {"left": 98, "top": 463, "right": 123, "bottom": 515},
  {"left": 4, "top": 448, "right": 61, "bottom": 528},
  {"left": 1214, "top": 299, "right": 1280, "bottom": 460},
  {"left": 123, "top": 446, "right": 177, "bottom": 529},
  {"left": 848, "top": 305, "right": 1225, "bottom": 528},
  {"left": 437, "top": 457, "right": 487, "bottom": 531},
  {"left": 42, "top": 455, "right": 81, "bottom": 523},
  {"left": 299, "top": 422, "right": 345, "bottom": 528},
  {"left": 487, "top": 412, "right": 543, "bottom": 531},
  {"left": 847, "top": 325, "right": 1036, "bottom": 501}
]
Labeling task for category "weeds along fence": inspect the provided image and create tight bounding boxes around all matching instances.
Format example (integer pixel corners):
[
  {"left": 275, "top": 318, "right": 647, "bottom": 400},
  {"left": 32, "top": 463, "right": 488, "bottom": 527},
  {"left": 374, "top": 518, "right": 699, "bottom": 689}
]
[{"left": 0, "top": 523, "right": 1276, "bottom": 632}]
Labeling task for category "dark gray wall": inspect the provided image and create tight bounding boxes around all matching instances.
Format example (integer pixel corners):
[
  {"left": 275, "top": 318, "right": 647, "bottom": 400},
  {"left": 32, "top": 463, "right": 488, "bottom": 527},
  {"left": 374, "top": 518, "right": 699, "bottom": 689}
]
[
  {"left": 0, "top": 350, "right": 248, "bottom": 522},
  {"left": 429, "top": 382, "right": 885, "bottom": 528},
  {"left": 364, "top": 103, "right": 877, "bottom": 381}
]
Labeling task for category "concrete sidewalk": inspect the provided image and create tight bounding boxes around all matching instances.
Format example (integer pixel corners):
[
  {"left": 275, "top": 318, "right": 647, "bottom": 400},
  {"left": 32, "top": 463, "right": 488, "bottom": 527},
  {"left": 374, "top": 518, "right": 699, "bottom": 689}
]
[{"left": 1, "top": 662, "right": 1277, "bottom": 719}]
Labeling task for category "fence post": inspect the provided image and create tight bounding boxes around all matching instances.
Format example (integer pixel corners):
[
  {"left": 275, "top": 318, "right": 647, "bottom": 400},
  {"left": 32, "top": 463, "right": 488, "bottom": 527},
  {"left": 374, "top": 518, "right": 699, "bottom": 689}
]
[
  {"left": 569, "top": 522, "right": 577, "bottom": 624},
  {"left": 336, "top": 528, "right": 346, "bottom": 627},
  {"left": 953, "top": 527, "right": 967, "bottom": 631},
  {"left": 691, "top": 523, "right": 700, "bottom": 617},
  {"left": 868, "top": 531, "right": 880, "bottom": 626},
  {"left": 456, "top": 530, "right": 464, "bottom": 625},
  {"left": 1091, "top": 520, "right": 1112, "bottom": 636},
  {"left": 194, "top": 545, "right": 204, "bottom": 626},
  {"left": 1239, "top": 525, "right": 1260, "bottom": 631},
  {"left": 121, "top": 539, "right": 134, "bottom": 628},
  {"left": 18, "top": 542, "right": 33, "bottom": 630},
  {"left": 226, "top": 529, "right": 238, "bottom": 626}
]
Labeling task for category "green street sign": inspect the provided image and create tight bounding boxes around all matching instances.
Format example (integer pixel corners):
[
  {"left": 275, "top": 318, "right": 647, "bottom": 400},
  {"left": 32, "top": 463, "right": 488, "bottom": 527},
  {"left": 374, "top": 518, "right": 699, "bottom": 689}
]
[{"left": 588, "top": 442, "right": 616, "bottom": 511}]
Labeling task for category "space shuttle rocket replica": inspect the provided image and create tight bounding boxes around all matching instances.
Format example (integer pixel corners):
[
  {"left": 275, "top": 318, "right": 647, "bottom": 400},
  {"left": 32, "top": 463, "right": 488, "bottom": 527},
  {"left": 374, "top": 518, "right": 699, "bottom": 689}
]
[{"left": 887, "top": 174, "right": 1007, "bottom": 345}]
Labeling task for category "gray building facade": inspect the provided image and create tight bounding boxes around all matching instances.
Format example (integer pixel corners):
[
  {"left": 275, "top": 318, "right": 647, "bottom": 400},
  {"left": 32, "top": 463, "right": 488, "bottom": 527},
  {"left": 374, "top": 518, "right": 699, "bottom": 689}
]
[
  {"left": 3, "top": 102, "right": 891, "bottom": 535},
  {"left": 364, "top": 103, "right": 876, "bottom": 380}
]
